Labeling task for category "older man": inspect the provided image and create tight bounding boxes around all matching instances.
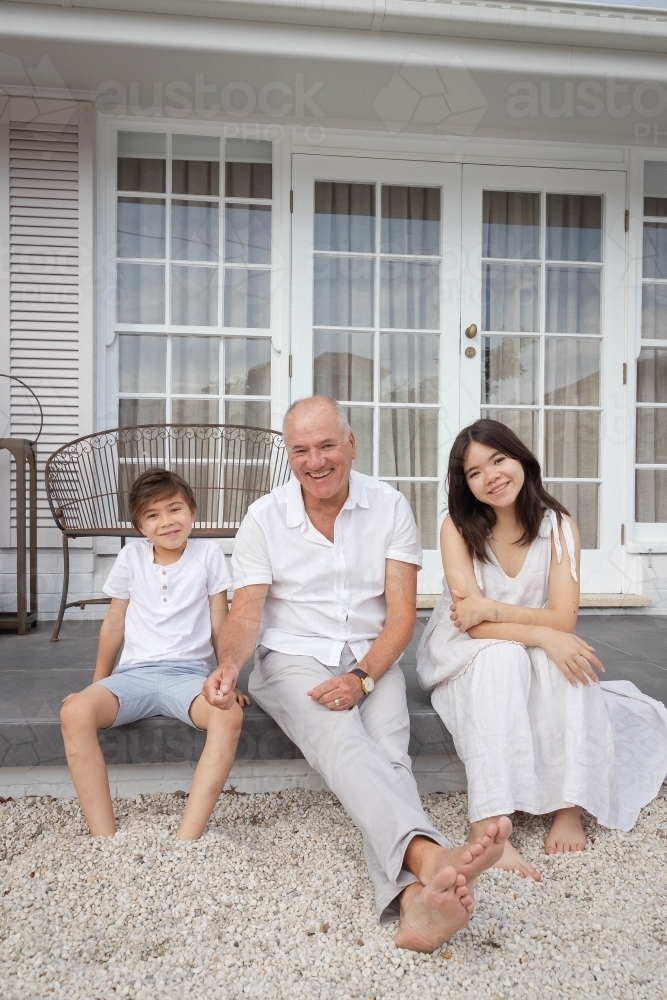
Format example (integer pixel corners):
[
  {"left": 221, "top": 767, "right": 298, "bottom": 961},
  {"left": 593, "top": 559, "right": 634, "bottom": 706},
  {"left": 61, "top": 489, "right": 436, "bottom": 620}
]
[{"left": 204, "top": 396, "right": 510, "bottom": 952}]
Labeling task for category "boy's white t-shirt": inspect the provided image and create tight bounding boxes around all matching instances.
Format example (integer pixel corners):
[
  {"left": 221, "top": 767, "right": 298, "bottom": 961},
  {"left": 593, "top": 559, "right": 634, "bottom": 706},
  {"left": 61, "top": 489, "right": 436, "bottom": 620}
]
[{"left": 103, "top": 538, "right": 232, "bottom": 667}]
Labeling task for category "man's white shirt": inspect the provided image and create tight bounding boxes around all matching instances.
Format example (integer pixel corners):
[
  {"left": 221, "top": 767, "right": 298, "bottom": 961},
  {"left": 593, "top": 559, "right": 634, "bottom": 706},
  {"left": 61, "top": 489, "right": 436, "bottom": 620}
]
[{"left": 232, "top": 471, "right": 423, "bottom": 666}]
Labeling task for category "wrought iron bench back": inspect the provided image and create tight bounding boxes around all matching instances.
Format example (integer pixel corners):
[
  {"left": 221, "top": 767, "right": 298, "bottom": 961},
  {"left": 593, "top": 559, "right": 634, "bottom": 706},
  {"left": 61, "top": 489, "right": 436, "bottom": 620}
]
[{"left": 46, "top": 424, "right": 290, "bottom": 538}]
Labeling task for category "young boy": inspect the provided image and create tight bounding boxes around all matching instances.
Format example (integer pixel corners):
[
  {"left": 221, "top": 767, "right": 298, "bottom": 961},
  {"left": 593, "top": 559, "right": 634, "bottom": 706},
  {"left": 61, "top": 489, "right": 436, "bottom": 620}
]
[{"left": 60, "top": 468, "right": 248, "bottom": 840}]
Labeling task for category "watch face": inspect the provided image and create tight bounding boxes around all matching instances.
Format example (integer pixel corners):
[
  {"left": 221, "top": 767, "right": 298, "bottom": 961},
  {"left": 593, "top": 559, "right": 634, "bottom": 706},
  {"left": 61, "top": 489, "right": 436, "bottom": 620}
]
[{"left": 363, "top": 676, "right": 375, "bottom": 694}]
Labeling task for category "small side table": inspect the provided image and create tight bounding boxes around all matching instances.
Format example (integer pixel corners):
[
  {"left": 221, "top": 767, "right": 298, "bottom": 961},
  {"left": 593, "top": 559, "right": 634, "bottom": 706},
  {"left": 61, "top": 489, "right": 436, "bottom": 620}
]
[{"left": 0, "top": 438, "right": 37, "bottom": 633}]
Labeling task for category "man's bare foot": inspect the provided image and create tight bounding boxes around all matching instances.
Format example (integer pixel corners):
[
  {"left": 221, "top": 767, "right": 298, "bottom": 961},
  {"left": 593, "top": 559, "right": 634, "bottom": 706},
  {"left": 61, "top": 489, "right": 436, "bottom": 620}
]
[
  {"left": 493, "top": 841, "right": 541, "bottom": 879},
  {"left": 394, "top": 867, "right": 471, "bottom": 953},
  {"left": 417, "top": 816, "right": 513, "bottom": 888},
  {"left": 545, "top": 806, "right": 587, "bottom": 854}
]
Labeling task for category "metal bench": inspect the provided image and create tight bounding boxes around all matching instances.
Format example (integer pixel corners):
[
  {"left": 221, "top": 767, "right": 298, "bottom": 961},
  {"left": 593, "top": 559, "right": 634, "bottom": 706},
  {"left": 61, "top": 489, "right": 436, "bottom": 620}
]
[{"left": 45, "top": 423, "right": 289, "bottom": 642}]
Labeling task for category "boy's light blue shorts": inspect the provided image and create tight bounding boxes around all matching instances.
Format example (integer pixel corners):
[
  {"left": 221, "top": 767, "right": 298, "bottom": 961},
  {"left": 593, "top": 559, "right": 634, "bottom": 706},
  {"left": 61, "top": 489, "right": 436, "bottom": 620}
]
[{"left": 96, "top": 661, "right": 209, "bottom": 730}]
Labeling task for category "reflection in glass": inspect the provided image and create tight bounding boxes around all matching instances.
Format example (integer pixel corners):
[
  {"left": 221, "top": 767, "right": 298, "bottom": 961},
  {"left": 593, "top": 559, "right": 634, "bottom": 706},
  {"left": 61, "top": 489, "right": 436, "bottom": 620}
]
[
  {"left": 381, "top": 186, "right": 440, "bottom": 256},
  {"left": 314, "top": 330, "right": 374, "bottom": 402},
  {"left": 644, "top": 161, "right": 667, "bottom": 216},
  {"left": 172, "top": 336, "right": 219, "bottom": 395},
  {"left": 119, "top": 335, "right": 166, "bottom": 393},
  {"left": 225, "top": 204, "right": 271, "bottom": 265},
  {"left": 642, "top": 283, "right": 667, "bottom": 339},
  {"left": 544, "top": 337, "right": 600, "bottom": 406},
  {"left": 546, "top": 194, "right": 602, "bottom": 262},
  {"left": 380, "top": 333, "right": 439, "bottom": 404},
  {"left": 341, "top": 406, "right": 373, "bottom": 475},
  {"left": 314, "top": 182, "right": 375, "bottom": 253},
  {"left": 637, "top": 348, "right": 667, "bottom": 402},
  {"left": 636, "top": 408, "right": 667, "bottom": 464},
  {"left": 171, "top": 398, "right": 219, "bottom": 424},
  {"left": 644, "top": 198, "right": 667, "bottom": 218},
  {"left": 117, "top": 198, "right": 165, "bottom": 259},
  {"left": 483, "top": 191, "right": 539, "bottom": 260},
  {"left": 172, "top": 160, "right": 219, "bottom": 196},
  {"left": 379, "top": 408, "right": 438, "bottom": 478},
  {"left": 313, "top": 256, "right": 374, "bottom": 328},
  {"left": 117, "top": 158, "right": 165, "bottom": 194},
  {"left": 380, "top": 260, "right": 439, "bottom": 330},
  {"left": 116, "top": 263, "right": 165, "bottom": 324},
  {"left": 225, "top": 338, "right": 271, "bottom": 395},
  {"left": 643, "top": 223, "right": 667, "bottom": 279},
  {"left": 636, "top": 470, "right": 667, "bottom": 522},
  {"left": 546, "top": 481, "right": 598, "bottom": 549},
  {"left": 225, "top": 162, "right": 272, "bottom": 200},
  {"left": 544, "top": 410, "right": 599, "bottom": 478},
  {"left": 119, "top": 397, "right": 166, "bottom": 427},
  {"left": 482, "top": 263, "right": 539, "bottom": 333},
  {"left": 171, "top": 266, "right": 218, "bottom": 326},
  {"left": 225, "top": 399, "right": 271, "bottom": 428},
  {"left": 482, "top": 336, "right": 539, "bottom": 405},
  {"left": 480, "top": 408, "right": 538, "bottom": 455},
  {"left": 224, "top": 268, "right": 271, "bottom": 328},
  {"left": 389, "top": 481, "right": 437, "bottom": 550},
  {"left": 171, "top": 201, "right": 219, "bottom": 261},
  {"left": 545, "top": 267, "right": 601, "bottom": 335}
]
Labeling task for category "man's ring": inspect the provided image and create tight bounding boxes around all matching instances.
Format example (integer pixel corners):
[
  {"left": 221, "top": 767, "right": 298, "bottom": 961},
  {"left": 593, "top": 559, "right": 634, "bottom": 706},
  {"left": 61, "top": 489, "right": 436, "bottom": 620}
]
[{"left": 334, "top": 698, "right": 340, "bottom": 708}]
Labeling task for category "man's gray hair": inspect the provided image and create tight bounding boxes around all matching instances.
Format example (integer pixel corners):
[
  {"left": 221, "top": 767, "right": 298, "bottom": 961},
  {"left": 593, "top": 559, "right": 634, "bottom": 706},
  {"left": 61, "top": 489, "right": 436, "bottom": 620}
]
[{"left": 282, "top": 396, "right": 351, "bottom": 441}]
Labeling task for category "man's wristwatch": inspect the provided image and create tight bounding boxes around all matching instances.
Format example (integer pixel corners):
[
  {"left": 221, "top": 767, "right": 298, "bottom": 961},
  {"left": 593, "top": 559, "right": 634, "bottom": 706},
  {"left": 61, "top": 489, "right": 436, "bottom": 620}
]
[{"left": 349, "top": 667, "right": 375, "bottom": 696}]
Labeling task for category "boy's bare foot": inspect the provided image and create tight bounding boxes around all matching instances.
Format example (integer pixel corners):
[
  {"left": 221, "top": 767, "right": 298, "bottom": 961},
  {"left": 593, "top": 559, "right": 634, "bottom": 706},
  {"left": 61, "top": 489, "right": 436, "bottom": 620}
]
[
  {"left": 394, "top": 867, "right": 471, "bottom": 953},
  {"left": 545, "top": 806, "right": 587, "bottom": 854},
  {"left": 493, "top": 841, "right": 541, "bottom": 879}
]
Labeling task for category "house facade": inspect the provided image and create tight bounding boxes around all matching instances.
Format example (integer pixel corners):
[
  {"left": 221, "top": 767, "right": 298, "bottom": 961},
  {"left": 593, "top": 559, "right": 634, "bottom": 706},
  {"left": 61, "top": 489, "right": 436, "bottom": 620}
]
[{"left": 2, "top": 0, "right": 667, "bottom": 613}]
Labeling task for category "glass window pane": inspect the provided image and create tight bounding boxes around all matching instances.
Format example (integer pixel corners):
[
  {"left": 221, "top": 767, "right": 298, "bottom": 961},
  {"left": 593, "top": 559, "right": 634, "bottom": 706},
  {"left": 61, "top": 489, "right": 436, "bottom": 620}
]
[
  {"left": 482, "top": 263, "right": 539, "bottom": 333},
  {"left": 636, "top": 408, "right": 667, "bottom": 464},
  {"left": 546, "top": 481, "right": 598, "bottom": 549},
  {"left": 119, "top": 397, "right": 166, "bottom": 427},
  {"left": 118, "top": 132, "right": 165, "bottom": 156},
  {"left": 314, "top": 330, "right": 374, "bottom": 402},
  {"left": 545, "top": 266, "right": 601, "bottom": 335},
  {"left": 116, "top": 263, "right": 165, "bottom": 324},
  {"left": 225, "top": 399, "right": 271, "bottom": 428},
  {"left": 641, "top": 284, "right": 667, "bottom": 339},
  {"left": 482, "top": 335, "right": 539, "bottom": 405},
  {"left": 379, "top": 408, "right": 438, "bottom": 477},
  {"left": 117, "top": 158, "right": 165, "bottom": 194},
  {"left": 117, "top": 198, "right": 165, "bottom": 259},
  {"left": 387, "top": 481, "right": 438, "bottom": 550},
  {"left": 636, "top": 470, "right": 667, "bottom": 522},
  {"left": 480, "top": 408, "right": 538, "bottom": 455},
  {"left": 643, "top": 223, "right": 667, "bottom": 279},
  {"left": 380, "top": 260, "right": 439, "bottom": 330},
  {"left": 341, "top": 405, "right": 373, "bottom": 476},
  {"left": 546, "top": 194, "right": 602, "bottom": 263},
  {"left": 381, "top": 186, "right": 440, "bottom": 256},
  {"left": 225, "top": 162, "right": 272, "bottom": 199},
  {"left": 171, "top": 201, "right": 219, "bottom": 262},
  {"left": 225, "top": 338, "right": 271, "bottom": 395},
  {"left": 544, "top": 337, "right": 600, "bottom": 406},
  {"left": 172, "top": 336, "right": 219, "bottom": 395},
  {"left": 173, "top": 134, "right": 220, "bottom": 158},
  {"left": 380, "top": 333, "right": 439, "bottom": 404},
  {"left": 644, "top": 161, "right": 667, "bottom": 217},
  {"left": 225, "top": 204, "right": 271, "bottom": 265},
  {"left": 171, "top": 266, "right": 218, "bottom": 326},
  {"left": 483, "top": 191, "right": 540, "bottom": 260},
  {"left": 314, "top": 182, "right": 375, "bottom": 253},
  {"left": 172, "top": 160, "right": 219, "bottom": 196},
  {"left": 313, "top": 256, "right": 374, "bottom": 328},
  {"left": 544, "top": 410, "right": 599, "bottom": 478},
  {"left": 224, "top": 268, "right": 271, "bottom": 328},
  {"left": 119, "top": 335, "right": 166, "bottom": 393},
  {"left": 172, "top": 398, "right": 219, "bottom": 424},
  {"left": 637, "top": 348, "right": 667, "bottom": 402}
]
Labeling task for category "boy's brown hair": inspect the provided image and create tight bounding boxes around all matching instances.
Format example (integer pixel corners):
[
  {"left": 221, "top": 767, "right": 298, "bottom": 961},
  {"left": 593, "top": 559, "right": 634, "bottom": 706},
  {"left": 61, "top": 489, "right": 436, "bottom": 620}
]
[{"left": 128, "top": 468, "right": 197, "bottom": 530}]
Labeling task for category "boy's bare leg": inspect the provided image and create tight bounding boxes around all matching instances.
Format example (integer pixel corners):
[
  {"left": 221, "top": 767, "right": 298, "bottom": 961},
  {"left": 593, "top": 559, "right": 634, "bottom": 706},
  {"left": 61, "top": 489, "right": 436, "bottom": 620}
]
[
  {"left": 60, "top": 686, "right": 120, "bottom": 837},
  {"left": 468, "top": 816, "right": 541, "bottom": 880},
  {"left": 545, "top": 806, "right": 587, "bottom": 854},
  {"left": 178, "top": 696, "right": 244, "bottom": 841}
]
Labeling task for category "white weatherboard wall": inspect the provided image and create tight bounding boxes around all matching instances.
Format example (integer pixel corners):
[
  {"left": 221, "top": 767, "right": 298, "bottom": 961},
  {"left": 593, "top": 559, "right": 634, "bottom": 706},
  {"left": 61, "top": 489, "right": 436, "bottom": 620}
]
[{"left": 0, "top": 99, "right": 94, "bottom": 616}]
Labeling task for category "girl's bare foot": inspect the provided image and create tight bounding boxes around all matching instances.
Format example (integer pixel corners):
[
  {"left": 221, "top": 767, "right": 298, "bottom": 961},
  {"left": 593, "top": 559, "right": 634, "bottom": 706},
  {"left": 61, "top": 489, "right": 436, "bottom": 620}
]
[
  {"left": 394, "top": 867, "right": 471, "bottom": 953},
  {"left": 493, "top": 840, "right": 541, "bottom": 879},
  {"left": 545, "top": 806, "right": 587, "bottom": 854}
]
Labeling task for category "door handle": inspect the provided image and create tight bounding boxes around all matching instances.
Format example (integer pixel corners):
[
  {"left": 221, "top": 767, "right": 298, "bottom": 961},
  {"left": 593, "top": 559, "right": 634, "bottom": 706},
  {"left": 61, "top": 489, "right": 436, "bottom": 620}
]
[{"left": 465, "top": 323, "right": 477, "bottom": 339}]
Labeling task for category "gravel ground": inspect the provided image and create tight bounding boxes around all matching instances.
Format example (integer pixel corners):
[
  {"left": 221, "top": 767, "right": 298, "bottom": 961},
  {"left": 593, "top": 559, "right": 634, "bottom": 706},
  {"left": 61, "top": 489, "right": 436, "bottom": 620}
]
[{"left": 1, "top": 786, "right": 666, "bottom": 1000}]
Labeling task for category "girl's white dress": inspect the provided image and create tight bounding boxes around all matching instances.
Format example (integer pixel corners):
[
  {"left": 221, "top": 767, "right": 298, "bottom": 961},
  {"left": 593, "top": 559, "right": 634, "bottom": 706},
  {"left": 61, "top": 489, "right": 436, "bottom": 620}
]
[{"left": 416, "top": 510, "right": 667, "bottom": 829}]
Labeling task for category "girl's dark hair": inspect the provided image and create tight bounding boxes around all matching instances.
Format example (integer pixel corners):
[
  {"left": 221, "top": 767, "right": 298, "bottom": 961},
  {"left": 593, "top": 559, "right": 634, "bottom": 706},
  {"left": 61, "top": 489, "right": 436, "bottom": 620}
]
[{"left": 447, "top": 419, "right": 569, "bottom": 562}]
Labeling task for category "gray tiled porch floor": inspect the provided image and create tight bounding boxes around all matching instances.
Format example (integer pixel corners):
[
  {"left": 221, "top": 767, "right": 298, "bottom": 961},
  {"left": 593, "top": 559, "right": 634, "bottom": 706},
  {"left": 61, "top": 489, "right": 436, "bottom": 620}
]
[{"left": 1, "top": 615, "right": 666, "bottom": 769}]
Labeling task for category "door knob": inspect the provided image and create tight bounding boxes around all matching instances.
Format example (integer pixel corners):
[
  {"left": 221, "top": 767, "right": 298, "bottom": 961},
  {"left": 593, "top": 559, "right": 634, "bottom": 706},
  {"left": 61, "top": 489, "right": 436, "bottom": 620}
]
[
  {"left": 464, "top": 346, "right": 476, "bottom": 358},
  {"left": 465, "top": 323, "right": 477, "bottom": 339}
]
